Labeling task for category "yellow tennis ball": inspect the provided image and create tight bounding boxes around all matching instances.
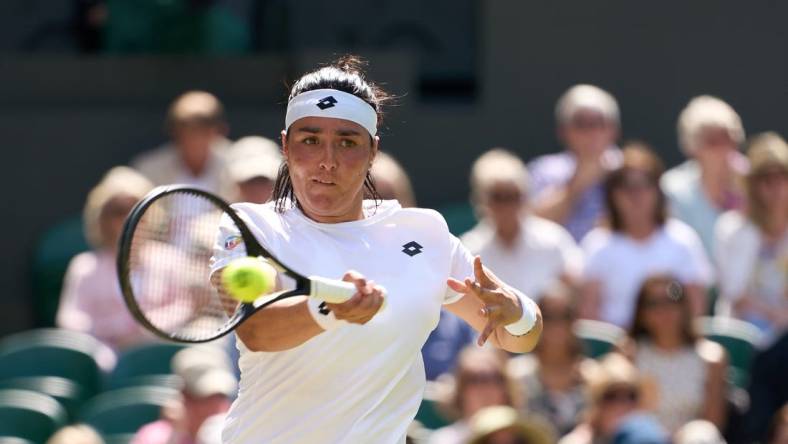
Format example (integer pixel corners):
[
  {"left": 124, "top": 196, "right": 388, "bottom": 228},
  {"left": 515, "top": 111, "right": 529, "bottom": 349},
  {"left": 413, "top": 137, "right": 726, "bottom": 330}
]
[{"left": 221, "top": 257, "right": 277, "bottom": 302}]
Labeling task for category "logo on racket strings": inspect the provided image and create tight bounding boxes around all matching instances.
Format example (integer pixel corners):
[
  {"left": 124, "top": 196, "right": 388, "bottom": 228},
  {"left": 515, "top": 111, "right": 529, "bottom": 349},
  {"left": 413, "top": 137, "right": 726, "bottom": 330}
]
[{"left": 224, "top": 235, "right": 242, "bottom": 250}]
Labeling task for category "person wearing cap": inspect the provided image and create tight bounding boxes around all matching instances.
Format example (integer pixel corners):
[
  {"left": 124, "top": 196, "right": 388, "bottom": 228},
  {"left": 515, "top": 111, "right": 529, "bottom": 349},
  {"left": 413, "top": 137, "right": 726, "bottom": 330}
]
[
  {"left": 467, "top": 405, "right": 556, "bottom": 444},
  {"left": 131, "top": 91, "right": 235, "bottom": 200},
  {"left": 528, "top": 84, "right": 622, "bottom": 242},
  {"left": 132, "top": 346, "right": 237, "bottom": 444},
  {"left": 661, "top": 95, "right": 747, "bottom": 257},
  {"left": 714, "top": 131, "right": 788, "bottom": 343},
  {"left": 210, "top": 56, "right": 542, "bottom": 444},
  {"left": 226, "top": 135, "right": 283, "bottom": 204}
]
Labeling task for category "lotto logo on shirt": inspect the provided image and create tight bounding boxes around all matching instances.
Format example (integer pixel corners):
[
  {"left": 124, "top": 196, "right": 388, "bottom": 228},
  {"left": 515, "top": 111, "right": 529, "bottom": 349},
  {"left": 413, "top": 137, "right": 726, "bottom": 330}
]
[{"left": 224, "top": 235, "right": 242, "bottom": 250}]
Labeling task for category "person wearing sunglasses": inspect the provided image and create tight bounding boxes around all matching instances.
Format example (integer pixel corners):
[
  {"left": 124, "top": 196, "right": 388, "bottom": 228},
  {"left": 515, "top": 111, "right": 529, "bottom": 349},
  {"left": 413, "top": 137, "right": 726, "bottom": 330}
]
[
  {"left": 627, "top": 275, "right": 728, "bottom": 434},
  {"left": 715, "top": 132, "right": 788, "bottom": 344},
  {"left": 559, "top": 353, "right": 654, "bottom": 444},
  {"left": 580, "top": 143, "right": 713, "bottom": 328},
  {"left": 462, "top": 149, "right": 583, "bottom": 302}
]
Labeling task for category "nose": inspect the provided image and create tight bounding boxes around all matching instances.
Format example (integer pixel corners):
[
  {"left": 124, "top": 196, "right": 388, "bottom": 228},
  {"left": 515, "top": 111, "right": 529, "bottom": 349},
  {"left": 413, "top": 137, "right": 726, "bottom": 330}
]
[{"left": 319, "top": 145, "right": 338, "bottom": 171}]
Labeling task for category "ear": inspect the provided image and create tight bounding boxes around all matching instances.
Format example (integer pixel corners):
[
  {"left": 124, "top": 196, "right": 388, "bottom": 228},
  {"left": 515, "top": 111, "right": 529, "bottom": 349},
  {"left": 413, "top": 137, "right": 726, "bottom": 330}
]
[{"left": 280, "top": 130, "right": 289, "bottom": 159}]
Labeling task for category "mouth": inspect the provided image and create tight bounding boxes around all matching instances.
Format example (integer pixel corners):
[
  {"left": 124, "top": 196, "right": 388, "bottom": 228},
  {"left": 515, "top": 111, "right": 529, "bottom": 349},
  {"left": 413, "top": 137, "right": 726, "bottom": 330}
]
[{"left": 311, "top": 178, "right": 336, "bottom": 186}]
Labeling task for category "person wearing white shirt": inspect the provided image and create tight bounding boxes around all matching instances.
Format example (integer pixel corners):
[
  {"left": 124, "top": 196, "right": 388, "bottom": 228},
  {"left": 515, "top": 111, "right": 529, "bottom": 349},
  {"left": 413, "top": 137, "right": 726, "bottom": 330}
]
[
  {"left": 211, "top": 56, "right": 543, "bottom": 444},
  {"left": 462, "top": 148, "right": 583, "bottom": 299},
  {"left": 132, "top": 90, "right": 235, "bottom": 200},
  {"left": 580, "top": 143, "right": 713, "bottom": 328},
  {"left": 715, "top": 132, "right": 788, "bottom": 343}
]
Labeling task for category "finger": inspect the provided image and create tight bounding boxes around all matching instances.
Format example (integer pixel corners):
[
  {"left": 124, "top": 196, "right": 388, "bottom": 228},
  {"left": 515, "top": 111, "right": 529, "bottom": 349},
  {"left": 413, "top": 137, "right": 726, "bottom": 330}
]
[
  {"left": 473, "top": 256, "right": 496, "bottom": 289},
  {"left": 342, "top": 270, "right": 364, "bottom": 282},
  {"left": 477, "top": 320, "right": 495, "bottom": 347},
  {"left": 447, "top": 278, "right": 469, "bottom": 294}
]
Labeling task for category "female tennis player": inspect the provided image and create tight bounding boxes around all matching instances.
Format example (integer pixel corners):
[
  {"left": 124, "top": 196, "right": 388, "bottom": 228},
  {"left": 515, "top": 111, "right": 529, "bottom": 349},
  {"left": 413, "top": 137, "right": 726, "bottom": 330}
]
[{"left": 211, "top": 56, "right": 543, "bottom": 444}]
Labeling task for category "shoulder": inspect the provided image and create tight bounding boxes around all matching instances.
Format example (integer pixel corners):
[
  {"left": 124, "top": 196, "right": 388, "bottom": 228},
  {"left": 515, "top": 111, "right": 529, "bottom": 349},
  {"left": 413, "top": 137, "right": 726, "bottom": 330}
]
[
  {"left": 580, "top": 226, "right": 614, "bottom": 254},
  {"left": 394, "top": 206, "right": 452, "bottom": 237},
  {"left": 663, "top": 218, "right": 703, "bottom": 245},
  {"left": 65, "top": 251, "right": 100, "bottom": 277},
  {"left": 696, "top": 339, "right": 727, "bottom": 368},
  {"left": 525, "top": 215, "right": 576, "bottom": 245},
  {"left": 660, "top": 161, "right": 698, "bottom": 196},
  {"left": 715, "top": 210, "right": 752, "bottom": 240},
  {"left": 131, "top": 144, "right": 177, "bottom": 170}
]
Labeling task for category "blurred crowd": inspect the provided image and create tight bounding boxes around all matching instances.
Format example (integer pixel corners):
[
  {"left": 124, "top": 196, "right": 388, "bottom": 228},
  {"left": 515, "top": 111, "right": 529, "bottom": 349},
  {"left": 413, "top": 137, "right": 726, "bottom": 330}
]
[{"left": 42, "top": 85, "right": 787, "bottom": 443}]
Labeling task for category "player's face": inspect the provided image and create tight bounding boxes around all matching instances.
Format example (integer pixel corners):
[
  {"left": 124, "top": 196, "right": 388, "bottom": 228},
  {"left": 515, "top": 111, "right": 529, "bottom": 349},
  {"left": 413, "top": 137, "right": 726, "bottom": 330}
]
[{"left": 283, "top": 117, "right": 378, "bottom": 223}]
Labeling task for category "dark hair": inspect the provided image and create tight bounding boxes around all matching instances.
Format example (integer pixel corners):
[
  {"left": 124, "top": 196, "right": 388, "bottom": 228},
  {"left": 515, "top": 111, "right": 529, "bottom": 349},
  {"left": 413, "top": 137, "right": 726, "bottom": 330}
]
[
  {"left": 604, "top": 142, "right": 667, "bottom": 232},
  {"left": 629, "top": 275, "right": 697, "bottom": 345},
  {"left": 272, "top": 55, "right": 391, "bottom": 213}
]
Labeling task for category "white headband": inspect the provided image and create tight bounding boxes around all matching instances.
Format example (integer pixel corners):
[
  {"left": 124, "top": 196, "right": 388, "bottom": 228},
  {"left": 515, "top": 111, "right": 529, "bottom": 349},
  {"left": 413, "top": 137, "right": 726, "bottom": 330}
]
[{"left": 285, "top": 89, "right": 378, "bottom": 137}]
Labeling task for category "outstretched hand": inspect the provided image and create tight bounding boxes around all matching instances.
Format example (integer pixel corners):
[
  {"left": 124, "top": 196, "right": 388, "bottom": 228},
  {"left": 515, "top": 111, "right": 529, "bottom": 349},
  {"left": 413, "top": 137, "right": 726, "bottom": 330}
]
[{"left": 447, "top": 256, "right": 523, "bottom": 346}]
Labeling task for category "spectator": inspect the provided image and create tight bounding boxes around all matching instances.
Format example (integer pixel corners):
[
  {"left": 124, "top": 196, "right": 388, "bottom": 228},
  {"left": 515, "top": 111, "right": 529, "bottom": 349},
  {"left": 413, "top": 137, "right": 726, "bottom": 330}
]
[
  {"left": 47, "top": 424, "right": 104, "bottom": 444},
  {"left": 674, "top": 420, "right": 727, "bottom": 444},
  {"left": 661, "top": 96, "right": 747, "bottom": 257},
  {"left": 468, "top": 405, "right": 556, "bottom": 444},
  {"left": 529, "top": 84, "right": 622, "bottom": 241},
  {"left": 611, "top": 413, "right": 670, "bottom": 444},
  {"left": 742, "top": 332, "right": 788, "bottom": 443},
  {"left": 769, "top": 404, "right": 788, "bottom": 444},
  {"left": 429, "top": 347, "right": 518, "bottom": 444},
  {"left": 227, "top": 135, "right": 282, "bottom": 204},
  {"left": 559, "top": 353, "right": 647, "bottom": 444},
  {"left": 370, "top": 151, "right": 417, "bottom": 207},
  {"left": 462, "top": 148, "right": 583, "bottom": 299},
  {"left": 133, "top": 345, "right": 236, "bottom": 444},
  {"left": 580, "top": 143, "right": 713, "bottom": 327},
  {"left": 57, "top": 166, "right": 154, "bottom": 352},
  {"left": 715, "top": 132, "right": 788, "bottom": 341},
  {"left": 627, "top": 276, "right": 728, "bottom": 433},
  {"left": 132, "top": 91, "right": 235, "bottom": 200},
  {"left": 508, "top": 282, "right": 590, "bottom": 437}
]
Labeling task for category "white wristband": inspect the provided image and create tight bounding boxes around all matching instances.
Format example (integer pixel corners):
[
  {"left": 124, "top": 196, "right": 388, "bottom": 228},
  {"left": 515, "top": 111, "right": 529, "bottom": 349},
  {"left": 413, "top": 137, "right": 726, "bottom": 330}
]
[
  {"left": 504, "top": 289, "right": 538, "bottom": 336},
  {"left": 306, "top": 297, "right": 347, "bottom": 331}
]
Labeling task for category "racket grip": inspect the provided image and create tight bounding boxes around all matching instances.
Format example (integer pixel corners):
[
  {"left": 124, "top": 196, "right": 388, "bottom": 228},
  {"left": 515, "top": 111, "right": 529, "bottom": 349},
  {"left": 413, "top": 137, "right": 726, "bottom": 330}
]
[{"left": 309, "top": 276, "right": 357, "bottom": 303}]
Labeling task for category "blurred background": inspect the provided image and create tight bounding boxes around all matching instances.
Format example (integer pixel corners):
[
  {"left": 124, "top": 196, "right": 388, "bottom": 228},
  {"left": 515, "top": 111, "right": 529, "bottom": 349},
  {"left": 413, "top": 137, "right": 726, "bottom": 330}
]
[{"left": 1, "top": 1, "right": 787, "bottom": 443}]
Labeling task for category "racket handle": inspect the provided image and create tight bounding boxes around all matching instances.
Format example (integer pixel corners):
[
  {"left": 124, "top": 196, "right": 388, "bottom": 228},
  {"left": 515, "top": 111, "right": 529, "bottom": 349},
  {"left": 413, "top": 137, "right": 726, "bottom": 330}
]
[{"left": 309, "top": 276, "right": 357, "bottom": 303}]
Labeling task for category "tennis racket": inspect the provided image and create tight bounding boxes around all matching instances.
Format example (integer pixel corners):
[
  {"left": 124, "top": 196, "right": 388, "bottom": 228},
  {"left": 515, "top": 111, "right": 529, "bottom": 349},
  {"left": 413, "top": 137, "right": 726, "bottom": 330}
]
[{"left": 117, "top": 185, "right": 357, "bottom": 343}]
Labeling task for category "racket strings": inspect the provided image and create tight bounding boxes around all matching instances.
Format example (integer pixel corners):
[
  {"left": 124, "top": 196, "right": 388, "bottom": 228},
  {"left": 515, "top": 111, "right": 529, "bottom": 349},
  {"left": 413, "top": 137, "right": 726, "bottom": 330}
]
[{"left": 127, "top": 192, "right": 241, "bottom": 340}]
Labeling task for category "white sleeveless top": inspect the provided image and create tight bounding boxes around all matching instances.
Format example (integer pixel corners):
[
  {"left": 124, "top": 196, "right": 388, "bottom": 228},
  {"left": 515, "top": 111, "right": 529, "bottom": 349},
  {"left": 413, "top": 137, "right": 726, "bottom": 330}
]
[{"left": 635, "top": 341, "right": 706, "bottom": 432}]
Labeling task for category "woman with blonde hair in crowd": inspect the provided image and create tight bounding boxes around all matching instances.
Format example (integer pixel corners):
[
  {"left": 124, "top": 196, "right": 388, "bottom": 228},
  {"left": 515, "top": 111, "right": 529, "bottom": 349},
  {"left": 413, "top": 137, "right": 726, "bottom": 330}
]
[
  {"left": 508, "top": 281, "right": 590, "bottom": 437},
  {"left": 626, "top": 275, "right": 728, "bottom": 433},
  {"left": 715, "top": 132, "right": 788, "bottom": 343},
  {"left": 56, "top": 166, "right": 154, "bottom": 351},
  {"left": 661, "top": 95, "right": 747, "bottom": 257},
  {"left": 429, "top": 347, "right": 519, "bottom": 444},
  {"left": 581, "top": 143, "right": 713, "bottom": 328},
  {"left": 559, "top": 353, "right": 654, "bottom": 444}
]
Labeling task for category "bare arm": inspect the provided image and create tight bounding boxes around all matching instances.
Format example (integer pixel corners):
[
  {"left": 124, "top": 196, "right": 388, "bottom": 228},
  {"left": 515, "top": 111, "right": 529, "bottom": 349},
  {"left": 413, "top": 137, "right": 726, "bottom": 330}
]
[
  {"left": 215, "top": 270, "right": 384, "bottom": 352},
  {"left": 445, "top": 256, "right": 542, "bottom": 353},
  {"left": 699, "top": 340, "right": 729, "bottom": 429}
]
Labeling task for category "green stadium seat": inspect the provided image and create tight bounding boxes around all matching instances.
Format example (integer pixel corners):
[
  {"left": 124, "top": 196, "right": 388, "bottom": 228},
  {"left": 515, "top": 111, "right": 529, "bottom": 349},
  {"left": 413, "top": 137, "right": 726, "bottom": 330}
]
[
  {"left": 0, "top": 377, "right": 87, "bottom": 421},
  {"left": 695, "top": 316, "right": 762, "bottom": 389},
  {"left": 573, "top": 319, "right": 626, "bottom": 359},
  {"left": 436, "top": 202, "right": 477, "bottom": 236},
  {"left": 415, "top": 381, "right": 451, "bottom": 430},
  {"left": 29, "top": 215, "right": 89, "bottom": 327},
  {"left": 0, "top": 389, "right": 67, "bottom": 443},
  {"left": 79, "top": 386, "right": 179, "bottom": 436},
  {"left": 0, "top": 329, "right": 111, "bottom": 397},
  {"left": 107, "top": 343, "right": 185, "bottom": 389}
]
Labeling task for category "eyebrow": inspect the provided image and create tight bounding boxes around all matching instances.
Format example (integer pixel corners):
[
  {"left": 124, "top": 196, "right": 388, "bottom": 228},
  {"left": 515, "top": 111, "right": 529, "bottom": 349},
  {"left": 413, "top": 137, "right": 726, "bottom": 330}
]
[{"left": 292, "top": 126, "right": 363, "bottom": 137}]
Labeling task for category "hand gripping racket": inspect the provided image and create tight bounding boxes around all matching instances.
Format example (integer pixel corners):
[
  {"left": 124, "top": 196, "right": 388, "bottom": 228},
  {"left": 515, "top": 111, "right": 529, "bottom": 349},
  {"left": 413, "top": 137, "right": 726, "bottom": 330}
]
[{"left": 116, "top": 185, "right": 357, "bottom": 343}]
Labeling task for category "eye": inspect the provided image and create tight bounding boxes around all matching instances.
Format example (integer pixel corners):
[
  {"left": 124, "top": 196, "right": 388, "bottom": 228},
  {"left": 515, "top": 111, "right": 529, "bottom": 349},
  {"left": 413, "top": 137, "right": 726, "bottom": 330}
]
[
  {"left": 302, "top": 136, "right": 319, "bottom": 145},
  {"left": 339, "top": 139, "right": 357, "bottom": 148}
]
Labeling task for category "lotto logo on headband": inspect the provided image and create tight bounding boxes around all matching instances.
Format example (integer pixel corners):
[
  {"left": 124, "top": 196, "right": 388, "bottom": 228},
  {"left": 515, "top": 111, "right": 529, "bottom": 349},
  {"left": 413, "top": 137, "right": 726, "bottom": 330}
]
[{"left": 316, "top": 96, "right": 337, "bottom": 110}]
